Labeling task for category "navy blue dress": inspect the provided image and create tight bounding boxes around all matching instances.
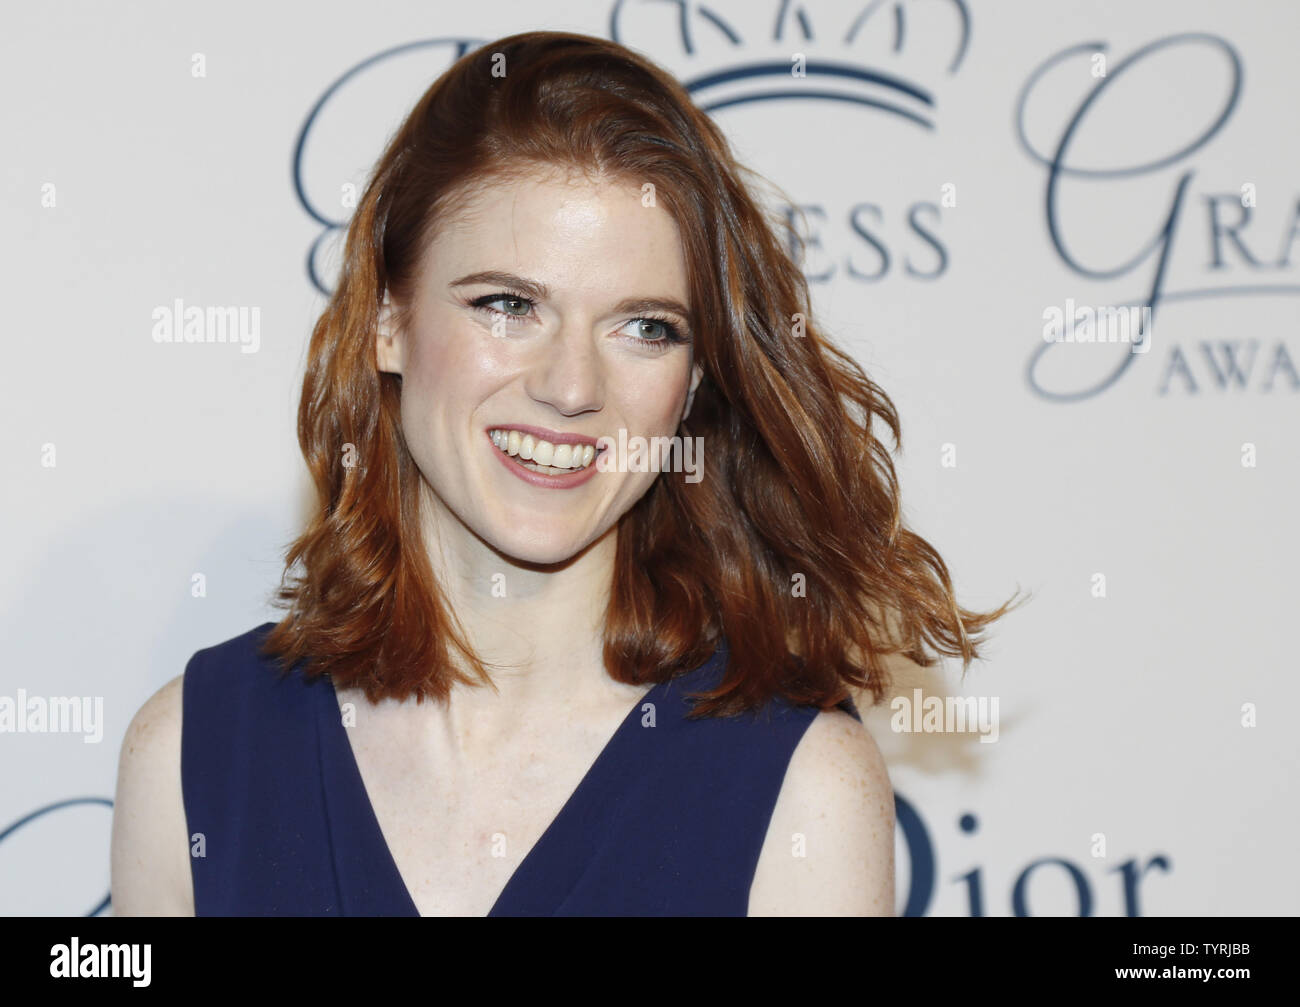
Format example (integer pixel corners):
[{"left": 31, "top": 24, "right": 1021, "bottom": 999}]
[{"left": 181, "top": 622, "right": 859, "bottom": 916}]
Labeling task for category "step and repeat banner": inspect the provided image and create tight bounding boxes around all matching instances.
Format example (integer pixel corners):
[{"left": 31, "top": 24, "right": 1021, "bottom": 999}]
[{"left": 3, "top": 0, "right": 1296, "bottom": 915}]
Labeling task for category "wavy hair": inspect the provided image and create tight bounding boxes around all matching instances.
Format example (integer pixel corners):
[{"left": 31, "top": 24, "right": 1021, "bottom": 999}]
[{"left": 262, "top": 30, "right": 1023, "bottom": 717}]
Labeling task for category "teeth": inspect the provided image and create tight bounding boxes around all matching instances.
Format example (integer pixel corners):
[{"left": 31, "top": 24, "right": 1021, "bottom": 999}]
[{"left": 488, "top": 429, "right": 598, "bottom": 471}]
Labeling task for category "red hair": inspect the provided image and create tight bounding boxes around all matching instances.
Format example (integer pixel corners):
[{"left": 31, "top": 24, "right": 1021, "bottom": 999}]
[{"left": 262, "top": 30, "right": 1023, "bottom": 717}]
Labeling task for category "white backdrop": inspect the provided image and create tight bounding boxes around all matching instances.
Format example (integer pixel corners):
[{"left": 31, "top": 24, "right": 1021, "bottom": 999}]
[{"left": 2, "top": 0, "right": 1296, "bottom": 916}]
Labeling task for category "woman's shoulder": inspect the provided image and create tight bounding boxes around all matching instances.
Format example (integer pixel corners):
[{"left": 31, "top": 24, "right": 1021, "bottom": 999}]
[
  {"left": 112, "top": 668, "right": 193, "bottom": 915},
  {"left": 636, "top": 651, "right": 893, "bottom": 912},
  {"left": 116, "top": 622, "right": 297, "bottom": 777},
  {"left": 111, "top": 621, "right": 302, "bottom": 915},
  {"left": 749, "top": 706, "right": 895, "bottom": 914},
  {"left": 118, "top": 620, "right": 280, "bottom": 765}
]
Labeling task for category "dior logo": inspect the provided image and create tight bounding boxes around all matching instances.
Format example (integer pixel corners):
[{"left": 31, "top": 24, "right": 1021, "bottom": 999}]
[{"left": 897, "top": 797, "right": 1172, "bottom": 916}]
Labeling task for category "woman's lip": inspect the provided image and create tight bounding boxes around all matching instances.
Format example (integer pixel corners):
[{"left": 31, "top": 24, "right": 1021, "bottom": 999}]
[
  {"left": 485, "top": 423, "right": 601, "bottom": 448},
  {"left": 487, "top": 432, "right": 600, "bottom": 489}
]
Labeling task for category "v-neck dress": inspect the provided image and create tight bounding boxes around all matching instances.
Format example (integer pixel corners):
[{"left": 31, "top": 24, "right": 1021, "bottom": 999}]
[{"left": 180, "top": 621, "right": 860, "bottom": 916}]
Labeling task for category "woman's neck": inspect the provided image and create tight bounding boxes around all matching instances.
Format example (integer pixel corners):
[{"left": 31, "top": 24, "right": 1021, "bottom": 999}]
[{"left": 419, "top": 491, "right": 620, "bottom": 709}]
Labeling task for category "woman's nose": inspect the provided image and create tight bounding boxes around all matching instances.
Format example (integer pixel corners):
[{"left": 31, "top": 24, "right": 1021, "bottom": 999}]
[{"left": 522, "top": 323, "right": 604, "bottom": 416}]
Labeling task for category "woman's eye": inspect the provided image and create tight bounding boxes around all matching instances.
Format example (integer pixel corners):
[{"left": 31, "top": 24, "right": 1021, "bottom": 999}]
[
  {"left": 469, "top": 293, "right": 535, "bottom": 319},
  {"left": 626, "top": 319, "right": 672, "bottom": 342},
  {"left": 492, "top": 296, "right": 531, "bottom": 316}
]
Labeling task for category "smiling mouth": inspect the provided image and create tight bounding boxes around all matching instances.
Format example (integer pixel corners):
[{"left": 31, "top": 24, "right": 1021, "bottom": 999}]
[{"left": 488, "top": 428, "right": 601, "bottom": 475}]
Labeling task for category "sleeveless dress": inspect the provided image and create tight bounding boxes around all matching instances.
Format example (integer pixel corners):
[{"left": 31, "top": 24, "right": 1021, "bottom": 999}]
[{"left": 181, "top": 622, "right": 861, "bottom": 916}]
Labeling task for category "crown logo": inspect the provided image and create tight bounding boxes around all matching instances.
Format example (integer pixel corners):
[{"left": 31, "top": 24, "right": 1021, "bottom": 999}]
[{"left": 609, "top": 0, "right": 970, "bottom": 129}]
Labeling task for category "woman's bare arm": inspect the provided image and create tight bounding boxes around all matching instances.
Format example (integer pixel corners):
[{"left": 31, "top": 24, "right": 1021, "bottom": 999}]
[{"left": 109, "top": 674, "right": 194, "bottom": 916}]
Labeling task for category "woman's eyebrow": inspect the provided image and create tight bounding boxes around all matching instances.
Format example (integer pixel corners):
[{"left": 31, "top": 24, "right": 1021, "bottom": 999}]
[
  {"left": 450, "top": 270, "right": 549, "bottom": 300},
  {"left": 612, "top": 297, "right": 693, "bottom": 325},
  {"left": 450, "top": 270, "right": 692, "bottom": 324}
]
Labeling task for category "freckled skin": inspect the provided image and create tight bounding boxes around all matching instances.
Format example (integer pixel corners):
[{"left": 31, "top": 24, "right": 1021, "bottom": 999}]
[
  {"left": 748, "top": 708, "right": 896, "bottom": 916},
  {"left": 110, "top": 676, "right": 192, "bottom": 916}
]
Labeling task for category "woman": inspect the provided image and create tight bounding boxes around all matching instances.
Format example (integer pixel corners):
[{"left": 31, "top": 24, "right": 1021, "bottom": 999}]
[{"left": 111, "top": 31, "right": 1016, "bottom": 916}]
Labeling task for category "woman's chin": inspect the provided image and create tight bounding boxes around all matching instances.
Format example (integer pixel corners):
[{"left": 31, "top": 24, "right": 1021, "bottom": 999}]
[{"left": 484, "top": 527, "right": 602, "bottom": 568}]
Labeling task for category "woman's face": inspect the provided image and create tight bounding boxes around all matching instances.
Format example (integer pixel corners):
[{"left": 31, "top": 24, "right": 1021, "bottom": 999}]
[{"left": 377, "top": 166, "right": 703, "bottom": 566}]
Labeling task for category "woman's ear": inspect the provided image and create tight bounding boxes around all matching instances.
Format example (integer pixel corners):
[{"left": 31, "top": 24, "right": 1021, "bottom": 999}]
[
  {"left": 376, "top": 292, "right": 405, "bottom": 374},
  {"left": 682, "top": 362, "right": 704, "bottom": 420}
]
